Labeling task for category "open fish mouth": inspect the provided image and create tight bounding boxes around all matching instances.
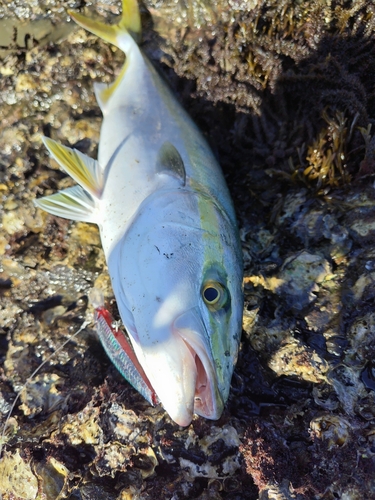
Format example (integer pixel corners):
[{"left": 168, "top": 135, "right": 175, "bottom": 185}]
[
  {"left": 178, "top": 337, "right": 218, "bottom": 419},
  {"left": 130, "top": 320, "right": 223, "bottom": 425},
  {"left": 141, "top": 327, "right": 222, "bottom": 425},
  {"left": 173, "top": 310, "right": 224, "bottom": 421},
  {"left": 129, "top": 307, "right": 224, "bottom": 426}
]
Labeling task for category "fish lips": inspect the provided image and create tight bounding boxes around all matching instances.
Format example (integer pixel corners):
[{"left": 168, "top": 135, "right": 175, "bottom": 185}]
[
  {"left": 131, "top": 307, "right": 224, "bottom": 427},
  {"left": 173, "top": 308, "right": 224, "bottom": 422}
]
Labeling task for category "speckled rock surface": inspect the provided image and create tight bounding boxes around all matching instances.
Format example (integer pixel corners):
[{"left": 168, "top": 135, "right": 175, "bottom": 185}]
[{"left": 1, "top": 1, "right": 375, "bottom": 498}]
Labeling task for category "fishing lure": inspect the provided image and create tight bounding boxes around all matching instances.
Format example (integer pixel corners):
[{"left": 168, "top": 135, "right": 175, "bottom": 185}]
[
  {"left": 89, "top": 288, "right": 159, "bottom": 406},
  {"left": 35, "top": 0, "right": 243, "bottom": 426}
]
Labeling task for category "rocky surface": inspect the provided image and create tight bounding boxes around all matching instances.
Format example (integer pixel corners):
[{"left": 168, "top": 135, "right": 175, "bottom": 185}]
[{"left": 1, "top": 0, "right": 375, "bottom": 498}]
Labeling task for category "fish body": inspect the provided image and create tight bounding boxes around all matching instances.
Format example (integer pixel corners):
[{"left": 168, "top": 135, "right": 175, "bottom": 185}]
[{"left": 35, "top": 0, "right": 243, "bottom": 426}]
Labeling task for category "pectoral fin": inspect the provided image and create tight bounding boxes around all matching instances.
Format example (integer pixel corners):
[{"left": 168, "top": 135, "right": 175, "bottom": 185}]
[
  {"left": 156, "top": 141, "right": 186, "bottom": 186},
  {"left": 34, "top": 186, "right": 97, "bottom": 223}
]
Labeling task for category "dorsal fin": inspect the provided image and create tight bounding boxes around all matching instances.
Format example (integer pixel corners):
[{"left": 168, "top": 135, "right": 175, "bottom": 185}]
[
  {"left": 42, "top": 137, "right": 103, "bottom": 198},
  {"left": 156, "top": 142, "right": 186, "bottom": 186}
]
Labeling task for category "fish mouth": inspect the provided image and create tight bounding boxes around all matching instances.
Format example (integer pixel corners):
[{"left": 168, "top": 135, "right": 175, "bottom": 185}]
[
  {"left": 127, "top": 308, "right": 224, "bottom": 427},
  {"left": 174, "top": 310, "right": 224, "bottom": 421},
  {"left": 182, "top": 339, "right": 219, "bottom": 418}
]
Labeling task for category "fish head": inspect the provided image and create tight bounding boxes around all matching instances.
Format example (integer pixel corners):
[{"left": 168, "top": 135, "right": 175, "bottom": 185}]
[{"left": 108, "top": 189, "right": 243, "bottom": 426}]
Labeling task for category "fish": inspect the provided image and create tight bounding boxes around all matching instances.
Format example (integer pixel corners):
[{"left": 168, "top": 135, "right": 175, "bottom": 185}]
[{"left": 34, "top": 0, "right": 244, "bottom": 426}]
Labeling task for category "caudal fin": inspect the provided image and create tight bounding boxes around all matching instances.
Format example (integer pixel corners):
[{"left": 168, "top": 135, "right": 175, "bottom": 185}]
[
  {"left": 68, "top": 0, "right": 141, "bottom": 46},
  {"left": 68, "top": 0, "right": 142, "bottom": 111}
]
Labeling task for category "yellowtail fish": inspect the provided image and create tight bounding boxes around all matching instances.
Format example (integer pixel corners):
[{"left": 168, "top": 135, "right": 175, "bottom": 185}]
[{"left": 35, "top": 0, "right": 243, "bottom": 426}]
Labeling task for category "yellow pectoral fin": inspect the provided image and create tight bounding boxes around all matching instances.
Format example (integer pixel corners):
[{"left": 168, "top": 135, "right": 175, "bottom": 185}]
[{"left": 42, "top": 137, "right": 103, "bottom": 198}]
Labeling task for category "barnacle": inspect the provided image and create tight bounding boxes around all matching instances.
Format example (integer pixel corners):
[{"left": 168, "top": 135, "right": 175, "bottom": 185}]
[{"left": 310, "top": 414, "right": 351, "bottom": 449}]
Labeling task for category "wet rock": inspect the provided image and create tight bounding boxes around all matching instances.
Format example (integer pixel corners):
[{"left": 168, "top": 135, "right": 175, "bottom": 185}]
[
  {"left": 268, "top": 337, "right": 328, "bottom": 384},
  {"left": 0, "top": 450, "right": 38, "bottom": 500},
  {"left": 246, "top": 251, "right": 333, "bottom": 312},
  {"left": 310, "top": 414, "right": 351, "bottom": 449},
  {"left": 35, "top": 457, "right": 70, "bottom": 500},
  {"left": 177, "top": 425, "right": 241, "bottom": 479}
]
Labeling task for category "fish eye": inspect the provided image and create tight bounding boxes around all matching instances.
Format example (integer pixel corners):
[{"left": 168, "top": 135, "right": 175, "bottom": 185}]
[
  {"left": 203, "top": 286, "right": 220, "bottom": 304},
  {"left": 202, "top": 282, "right": 226, "bottom": 308}
]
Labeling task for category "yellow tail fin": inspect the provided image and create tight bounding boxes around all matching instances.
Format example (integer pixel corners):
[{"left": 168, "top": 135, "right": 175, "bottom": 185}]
[
  {"left": 120, "top": 0, "right": 141, "bottom": 36},
  {"left": 68, "top": 0, "right": 141, "bottom": 47}
]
